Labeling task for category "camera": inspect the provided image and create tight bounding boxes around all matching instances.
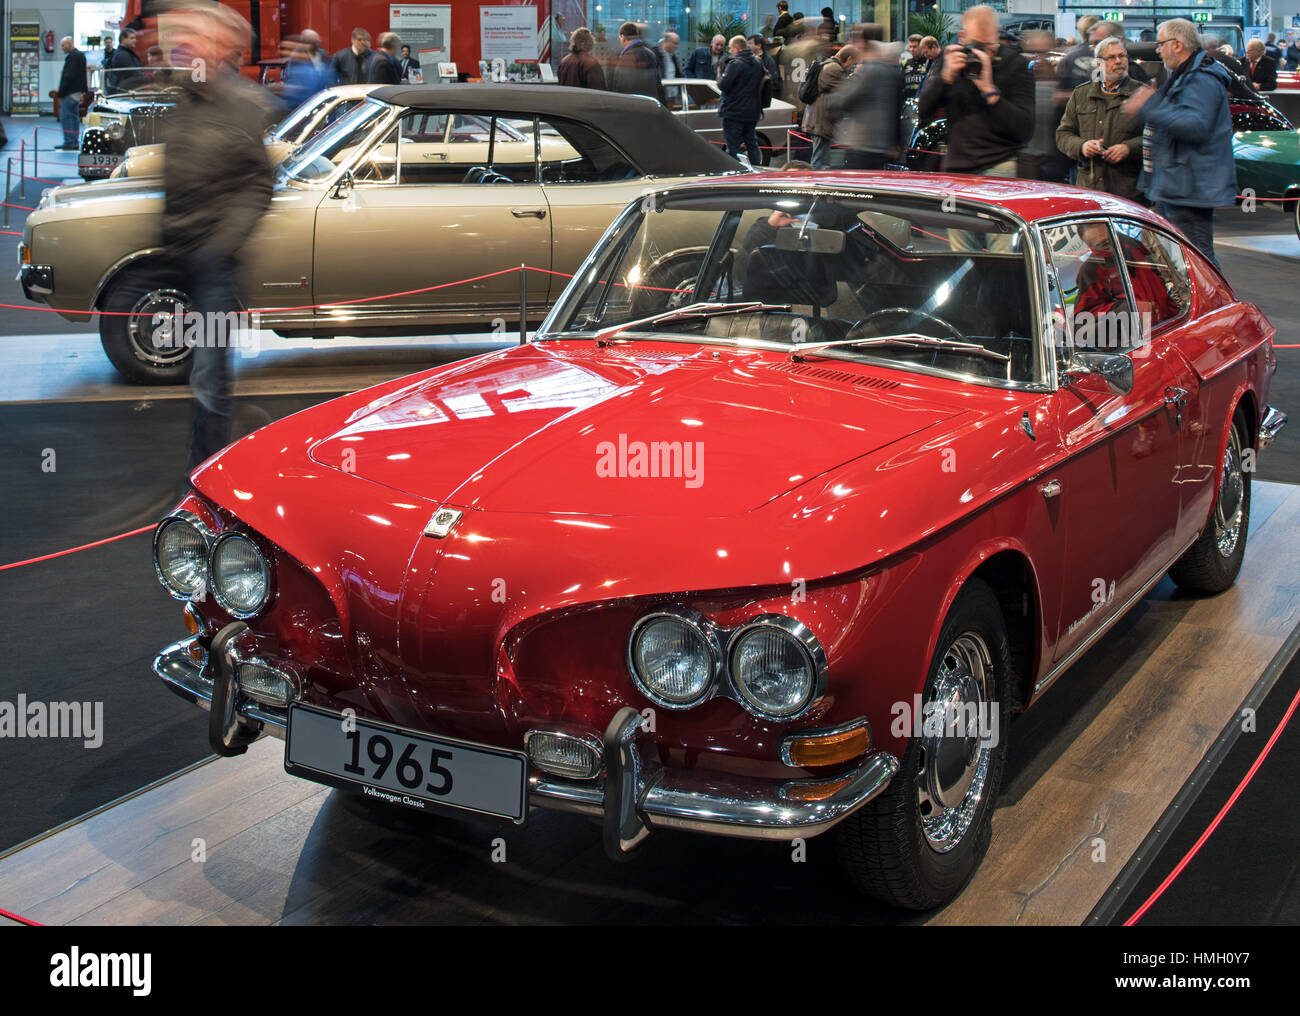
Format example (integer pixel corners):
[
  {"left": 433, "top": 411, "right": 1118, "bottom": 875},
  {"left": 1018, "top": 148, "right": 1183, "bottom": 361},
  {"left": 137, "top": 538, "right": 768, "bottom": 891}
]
[{"left": 960, "top": 43, "right": 985, "bottom": 77}]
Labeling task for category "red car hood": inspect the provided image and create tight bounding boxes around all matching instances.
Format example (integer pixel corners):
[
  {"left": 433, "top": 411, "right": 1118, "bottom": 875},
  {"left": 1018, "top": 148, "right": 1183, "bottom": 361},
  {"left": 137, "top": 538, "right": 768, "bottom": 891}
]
[{"left": 307, "top": 342, "right": 962, "bottom": 516}]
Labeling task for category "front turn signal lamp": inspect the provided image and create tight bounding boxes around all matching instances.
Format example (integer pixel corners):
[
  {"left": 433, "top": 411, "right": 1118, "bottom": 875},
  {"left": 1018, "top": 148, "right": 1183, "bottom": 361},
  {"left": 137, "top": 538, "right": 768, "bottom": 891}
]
[
  {"left": 19, "top": 244, "right": 31, "bottom": 266},
  {"left": 781, "top": 720, "right": 871, "bottom": 768}
]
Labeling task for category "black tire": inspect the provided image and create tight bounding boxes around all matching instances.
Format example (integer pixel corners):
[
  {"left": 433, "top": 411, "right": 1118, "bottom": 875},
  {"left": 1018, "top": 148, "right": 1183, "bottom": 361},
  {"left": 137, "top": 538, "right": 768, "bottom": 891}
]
[
  {"left": 1169, "top": 412, "right": 1251, "bottom": 594},
  {"left": 835, "top": 578, "right": 1011, "bottom": 910},
  {"left": 98, "top": 265, "right": 195, "bottom": 385}
]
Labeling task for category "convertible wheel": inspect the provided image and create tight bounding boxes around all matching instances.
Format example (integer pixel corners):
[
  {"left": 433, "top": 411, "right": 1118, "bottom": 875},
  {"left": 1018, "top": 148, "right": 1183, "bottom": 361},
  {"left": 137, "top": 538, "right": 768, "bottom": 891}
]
[
  {"left": 99, "top": 267, "right": 195, "bottom": 385},
  {"left": 835, "top": 578, "right": 1011, "bottom": 910},
  {"left": 1169, "top": 412, "right": 1251, "bottom": 594}
]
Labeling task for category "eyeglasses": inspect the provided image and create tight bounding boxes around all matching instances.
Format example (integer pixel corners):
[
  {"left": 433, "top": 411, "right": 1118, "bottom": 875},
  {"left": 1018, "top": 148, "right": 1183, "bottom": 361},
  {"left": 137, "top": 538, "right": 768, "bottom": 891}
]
[{"left": 1154, "top": 39, "right": 1171, "bottom": 49}]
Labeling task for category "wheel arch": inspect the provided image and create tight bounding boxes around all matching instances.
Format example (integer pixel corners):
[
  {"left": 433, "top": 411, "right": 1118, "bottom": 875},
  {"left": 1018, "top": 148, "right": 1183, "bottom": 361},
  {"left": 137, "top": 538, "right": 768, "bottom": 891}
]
[
  {"left": 923, "top": 541, "right": 1044, "bottom": 715},
  {"left": 91, "top": 247, "right": 171, "bottom": 310}
]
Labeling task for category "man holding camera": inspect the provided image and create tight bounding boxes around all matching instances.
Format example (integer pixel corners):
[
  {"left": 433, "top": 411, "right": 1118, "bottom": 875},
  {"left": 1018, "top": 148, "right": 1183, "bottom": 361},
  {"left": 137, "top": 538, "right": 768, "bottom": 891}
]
[{"left": 916, "top": 5, "right": 1033, "bottom": 176}]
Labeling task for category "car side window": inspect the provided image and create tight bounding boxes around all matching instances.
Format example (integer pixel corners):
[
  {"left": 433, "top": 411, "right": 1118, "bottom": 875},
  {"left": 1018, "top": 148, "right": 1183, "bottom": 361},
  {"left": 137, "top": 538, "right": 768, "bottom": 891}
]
[
  {"left": 1041, "top": 219, "right": 1143, "bottom": 364},
  {"left": 355, "top": 111, "right": 540, "bottom": 185},
  {"left": 536, "top": 117, "right": 641, "bottom": 183},
  {"left": 1112, "top": 221, "right": 1192, "bottom": 331}
]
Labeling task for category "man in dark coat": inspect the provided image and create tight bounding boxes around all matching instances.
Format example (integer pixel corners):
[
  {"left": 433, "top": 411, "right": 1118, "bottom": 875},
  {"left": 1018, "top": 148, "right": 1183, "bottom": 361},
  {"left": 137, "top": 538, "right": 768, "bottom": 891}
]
[
  {"left": 368, "top": 32, "right": 402, "bottom": 84},
  {"left": 330, "top": 27, "right": 373, "bottom": 85},
  {"left": 106, "top": 27, "right": 145, "bottom": 94},
  {"left": 1244, "top": 39, "right": 1278, "bottom": 91},
  {"left": 610, "top": 22, "right": 662, "bottom": 101},
  {"left": 685, "top": 34, "right": 727, "bottom": 78},
  {"left": 56, "top": 37, "right": 88, "bottom": 149},
  {"left": 557, "top": 27, "right": 606, "bottom": 89},
  {"left": 1123, "top": 18, "right": 1236, "bottom": 267},
  {"left": 161, "top": 5, "right": 273, "bottom": 472},
  {"left": 749, "top": 34, "right": 779, "bottom": 106},
  {"left": 718, "top": 35, "right": 764, "bottom": 165}
]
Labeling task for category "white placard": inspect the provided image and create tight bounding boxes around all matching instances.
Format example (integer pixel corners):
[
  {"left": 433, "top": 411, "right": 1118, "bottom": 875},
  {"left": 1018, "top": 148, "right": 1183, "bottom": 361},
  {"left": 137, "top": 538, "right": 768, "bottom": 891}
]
[
  {"left": 391, "top": 5, "right": 451, "bottom": 62},
  {"left": 480, "top": 6, "right": 537, "bottom": 64}
]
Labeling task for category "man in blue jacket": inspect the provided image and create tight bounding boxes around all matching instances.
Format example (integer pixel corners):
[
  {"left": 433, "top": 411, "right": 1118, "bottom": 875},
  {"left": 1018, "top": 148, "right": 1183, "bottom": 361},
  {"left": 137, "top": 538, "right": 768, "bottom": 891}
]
[
  {"left": 685, "top": 34, "right": 727, "bottom": 78},
  {"left": 1124, "top": 18, "right": 1235, "bottom": 267},
  {"left": 718, "top": 35, "right": 764, "bottom": 165}
]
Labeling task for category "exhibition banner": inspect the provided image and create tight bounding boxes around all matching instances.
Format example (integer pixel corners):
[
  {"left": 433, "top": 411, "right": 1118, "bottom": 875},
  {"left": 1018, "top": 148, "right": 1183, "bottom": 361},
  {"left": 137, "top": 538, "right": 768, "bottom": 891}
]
[
  {"left": 480, "top": 6, "right": 536, "bottom": 63},
  {"left": 391, "top": 5, "right": 451, "bottom": 64},
  {"left": 9, "top": 22, "right": 41, "bottom": 116}
]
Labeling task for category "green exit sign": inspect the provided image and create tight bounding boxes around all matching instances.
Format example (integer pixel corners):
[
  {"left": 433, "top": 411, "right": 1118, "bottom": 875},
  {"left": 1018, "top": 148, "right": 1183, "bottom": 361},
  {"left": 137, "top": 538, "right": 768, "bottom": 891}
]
[
  {"left": 1191, "top": 12, "right": 1212, "bottom": 22},
  {"left": 1102, "top": 11, "right": 1125, "bottom": 21}
]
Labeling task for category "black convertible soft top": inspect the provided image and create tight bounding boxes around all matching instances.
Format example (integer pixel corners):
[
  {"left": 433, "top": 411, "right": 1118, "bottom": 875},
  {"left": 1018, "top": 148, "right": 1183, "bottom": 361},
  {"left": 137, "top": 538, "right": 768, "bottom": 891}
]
[{"left": 369, "top": 84, "right": 739, "bottom": 176}]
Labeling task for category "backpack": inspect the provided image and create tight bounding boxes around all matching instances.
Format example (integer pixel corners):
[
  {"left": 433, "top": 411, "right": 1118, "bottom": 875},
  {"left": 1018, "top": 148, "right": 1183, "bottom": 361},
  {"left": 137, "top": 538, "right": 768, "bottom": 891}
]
[
  {"left": 798, "top": 57, "right": 828, "bottom": 105},
  {"left": 760, "top": 66, "right": 774, "bottom": 108}
]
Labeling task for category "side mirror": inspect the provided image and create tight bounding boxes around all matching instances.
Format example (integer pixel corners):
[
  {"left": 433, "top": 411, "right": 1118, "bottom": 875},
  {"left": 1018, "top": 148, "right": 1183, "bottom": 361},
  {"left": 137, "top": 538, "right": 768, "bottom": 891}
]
[
  {"left": 1062, "top": 351, "right": 1134, "bottom": 396},
  {"left": 331, "top": 169, "right": 354, "bottom": 199}
]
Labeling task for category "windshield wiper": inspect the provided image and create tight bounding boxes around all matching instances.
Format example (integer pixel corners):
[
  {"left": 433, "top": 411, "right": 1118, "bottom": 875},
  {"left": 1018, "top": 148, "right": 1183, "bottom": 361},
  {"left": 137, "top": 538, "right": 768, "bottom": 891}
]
[
  {"left": 590, "top": 301, "right": 793, "bottom": 344},
  {"left": 794, "top": 333, "right": 1011, "bottom": 363}
]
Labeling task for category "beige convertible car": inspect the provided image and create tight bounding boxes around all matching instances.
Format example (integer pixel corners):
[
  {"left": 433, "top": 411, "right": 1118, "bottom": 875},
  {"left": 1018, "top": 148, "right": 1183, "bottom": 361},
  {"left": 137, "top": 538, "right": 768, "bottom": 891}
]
[{"left": 19, "top": 85, "right": 738, "bottom": 383}]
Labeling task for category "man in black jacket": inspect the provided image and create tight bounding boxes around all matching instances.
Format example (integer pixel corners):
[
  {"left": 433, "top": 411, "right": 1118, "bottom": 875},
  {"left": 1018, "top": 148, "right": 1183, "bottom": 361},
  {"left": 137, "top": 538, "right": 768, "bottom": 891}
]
[
  {"left": 719, "top": 35, "right": 764, "bottom": 165},
  {"left": 56, "top": 37, "right": 88, "bottom": 149},
  {"left": 330, "top": 28, "right": 373, "bottom": 85},
  {"left": 917, "top": 5, "right": 1033, "bottom": 175},
  {"left": 161, "top": 4, "right": 273, "bottom": 472},
  {"left": 106, "top": 27, "right": 145, "bottom": 94},
  {"left": 610, "top": 22, "right": 662, "bottom": 101},
  {"left": 1244, "top": 39, "right": 1278, "bottom": 91},
  {"left": 368, "top": 32, "right": 402, "bottom": 84}
]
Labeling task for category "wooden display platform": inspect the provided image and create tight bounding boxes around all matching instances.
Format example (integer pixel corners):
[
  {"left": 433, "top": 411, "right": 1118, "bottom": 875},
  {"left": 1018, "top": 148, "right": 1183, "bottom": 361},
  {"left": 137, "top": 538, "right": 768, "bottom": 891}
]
[{"left": 2, "top": 481, "right": 1298, "bottom": 926}]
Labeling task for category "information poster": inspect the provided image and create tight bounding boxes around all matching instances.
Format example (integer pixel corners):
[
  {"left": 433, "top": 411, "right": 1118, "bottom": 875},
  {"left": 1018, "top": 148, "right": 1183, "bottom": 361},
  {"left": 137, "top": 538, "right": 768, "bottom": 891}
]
[
  {"left": 391, "top": 5, "right": 451, "bottom": 65},
  {"left": 9, "top": 22, "right": 41, "bottom": 116},
  {"left": 480, "top": 6, "right": 537, "bottom": 64}
]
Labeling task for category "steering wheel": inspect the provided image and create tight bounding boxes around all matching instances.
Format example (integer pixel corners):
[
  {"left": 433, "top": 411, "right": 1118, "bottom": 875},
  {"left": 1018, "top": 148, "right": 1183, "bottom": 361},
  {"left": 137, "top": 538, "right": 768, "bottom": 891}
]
[{"left": 847, "top": 306, "right": 969, "bottom": 344}]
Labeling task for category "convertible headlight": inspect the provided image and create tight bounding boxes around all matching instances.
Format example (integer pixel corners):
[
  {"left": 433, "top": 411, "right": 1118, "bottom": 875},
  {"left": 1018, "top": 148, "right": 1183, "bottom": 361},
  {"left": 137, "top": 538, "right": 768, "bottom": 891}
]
[
  {"left": 209, "top": 532, "right": 271, "bottom": 618},
  {"left": 628, "top": 611, "right": 716, "bottom": 708},
  {"left": 106, "top": 121, "right": 125, "bottom": 140},
  {"left": 154, "top": 515, "right": 210, "bottom": 599},
  {"left": 729, "top": 616, "right": 825, "bottom": 719}
]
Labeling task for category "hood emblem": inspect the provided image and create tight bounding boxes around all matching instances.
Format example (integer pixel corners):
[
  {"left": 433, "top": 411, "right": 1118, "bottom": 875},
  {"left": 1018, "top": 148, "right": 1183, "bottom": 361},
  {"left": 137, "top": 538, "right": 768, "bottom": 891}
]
[{"left": 423, "top": 507, "right": 463, "bottom": 539}]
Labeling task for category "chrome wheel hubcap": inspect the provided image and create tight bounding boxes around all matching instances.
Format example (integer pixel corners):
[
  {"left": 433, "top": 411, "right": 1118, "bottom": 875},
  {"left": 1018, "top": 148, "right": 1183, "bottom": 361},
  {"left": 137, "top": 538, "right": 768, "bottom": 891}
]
[
  {"left": 917, "top": 632, "right": 995, "bottom": 853},
  {"left": 127, "top": 288, "right": 192, "bottom": 366},
  {"left": 1214, "top": 427, "right": 1245, "bottom": 559}
]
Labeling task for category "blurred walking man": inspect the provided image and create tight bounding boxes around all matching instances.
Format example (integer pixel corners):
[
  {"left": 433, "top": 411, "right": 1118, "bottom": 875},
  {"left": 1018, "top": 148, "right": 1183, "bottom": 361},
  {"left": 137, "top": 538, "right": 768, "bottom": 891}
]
[
  {"left": 162, "top": 4, "right": 274, "bottom": 471},
  {"left": 56, "top": 37, "right": 88, "bottom": 149}
]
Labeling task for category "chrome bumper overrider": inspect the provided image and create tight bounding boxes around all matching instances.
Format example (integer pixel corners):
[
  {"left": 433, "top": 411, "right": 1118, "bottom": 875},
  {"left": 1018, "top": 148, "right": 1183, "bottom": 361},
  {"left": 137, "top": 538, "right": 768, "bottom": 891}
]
[
  {"left": 1260, "top": 405, "right": 1287, "bottom": 450},
  {"left": 153, "top": 645, "right": 899, "bottom": 859}
]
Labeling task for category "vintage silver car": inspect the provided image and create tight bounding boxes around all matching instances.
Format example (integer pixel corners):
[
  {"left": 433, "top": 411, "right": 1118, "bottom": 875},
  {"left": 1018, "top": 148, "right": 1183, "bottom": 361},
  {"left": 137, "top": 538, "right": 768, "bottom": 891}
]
[
  {"left": 662, "top": 78, "right": 798, "bottom": 165},
  {"left": 18, "top": 85, "right": 738, "bottom": 384},
  {"left": 110, "top": 83, "right": 380, "bottom": 180}
]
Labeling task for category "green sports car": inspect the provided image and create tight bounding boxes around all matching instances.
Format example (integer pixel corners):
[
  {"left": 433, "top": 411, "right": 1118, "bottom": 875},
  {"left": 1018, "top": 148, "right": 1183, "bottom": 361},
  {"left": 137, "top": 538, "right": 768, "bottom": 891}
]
[{"left": 1233, "top": 128, "right": 1300, "bottom": 240}]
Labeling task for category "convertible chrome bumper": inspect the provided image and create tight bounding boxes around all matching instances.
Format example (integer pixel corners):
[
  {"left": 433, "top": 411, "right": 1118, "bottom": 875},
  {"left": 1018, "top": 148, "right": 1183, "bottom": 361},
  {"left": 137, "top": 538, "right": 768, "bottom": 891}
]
[
  {"left": 154, "top": 644, "right": 899, "bottom": 859},
  {"left": 1259, "top": 405, "right": 1287, "bottom": 449}
]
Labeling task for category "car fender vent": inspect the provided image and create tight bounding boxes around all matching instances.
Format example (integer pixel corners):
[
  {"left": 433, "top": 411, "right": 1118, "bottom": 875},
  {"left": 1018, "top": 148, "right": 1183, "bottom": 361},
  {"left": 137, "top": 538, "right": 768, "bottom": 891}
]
[{"left": 767, "top": 361, "right": 900, "bottom": 390}]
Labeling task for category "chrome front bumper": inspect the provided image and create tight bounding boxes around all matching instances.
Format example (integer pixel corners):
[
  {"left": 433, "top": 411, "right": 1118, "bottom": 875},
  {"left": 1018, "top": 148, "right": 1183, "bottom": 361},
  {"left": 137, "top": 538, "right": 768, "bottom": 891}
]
[
  {"left": 154, "top": 642, "right": 899, "bottom": 859},
  {"left": 1259, "top": 405, "right": 1287, "bottom": 449}
]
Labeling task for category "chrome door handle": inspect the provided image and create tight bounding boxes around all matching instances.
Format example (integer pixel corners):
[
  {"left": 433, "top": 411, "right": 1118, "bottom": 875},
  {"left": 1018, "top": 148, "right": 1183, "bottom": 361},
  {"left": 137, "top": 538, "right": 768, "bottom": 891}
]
[
  {"left": 1165, "top": 386, "right": 1188, "bottom": 427},
  {"left": 511, "top": 208, "right": 546, "bottom": 219},
  {"left": 1039, "top": 479, "right": 1063, "bottom": 499}
]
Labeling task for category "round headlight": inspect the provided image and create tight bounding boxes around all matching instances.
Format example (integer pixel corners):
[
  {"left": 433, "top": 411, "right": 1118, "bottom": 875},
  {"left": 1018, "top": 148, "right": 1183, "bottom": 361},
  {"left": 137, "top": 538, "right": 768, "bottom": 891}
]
[
  {"left": 729, "top": 618, "right": 823, "bottom": 719},
  {"left": 106, "top": 121, "right": 125, "bottom": 140},
  {"left": 628, "top": 613, "right": 715, "bottom": 708},
  {"left": 154, "top": 516, "right": 209, "bottom": 599},
  {"left": 210, "top": 532, "right": 271, "bottom": 618}
]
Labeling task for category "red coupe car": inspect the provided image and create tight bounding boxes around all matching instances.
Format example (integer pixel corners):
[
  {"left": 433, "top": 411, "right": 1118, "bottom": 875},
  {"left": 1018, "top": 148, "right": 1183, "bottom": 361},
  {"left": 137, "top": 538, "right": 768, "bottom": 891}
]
[{"left": 152, "top": 173, "right": 1287, "bottom": 910}]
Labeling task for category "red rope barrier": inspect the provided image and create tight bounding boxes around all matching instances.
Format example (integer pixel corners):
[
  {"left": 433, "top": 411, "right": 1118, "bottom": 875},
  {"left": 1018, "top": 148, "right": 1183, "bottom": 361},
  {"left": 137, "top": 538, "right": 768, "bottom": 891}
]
[
  {"left": 0, "top": 524, "right": 153, "bottom": 572},
  {"left": 0, "top": 906, "right": 41, "bottom": 927},
  {"left": 1123, "top": 679, "right": 1300, "bottom": 925}
]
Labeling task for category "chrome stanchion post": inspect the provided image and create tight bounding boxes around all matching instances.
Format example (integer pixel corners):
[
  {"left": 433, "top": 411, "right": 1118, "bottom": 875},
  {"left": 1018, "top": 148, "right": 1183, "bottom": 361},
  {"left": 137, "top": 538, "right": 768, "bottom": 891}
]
[
  {"left": 4, "top": 158, "right": 11, "bottom": 228},
  {"left": 519, "top": 263, "right": 527, "bottom": 345},
  {"left": 19, "top": 139, "right": 26, "bottom": 198}
]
